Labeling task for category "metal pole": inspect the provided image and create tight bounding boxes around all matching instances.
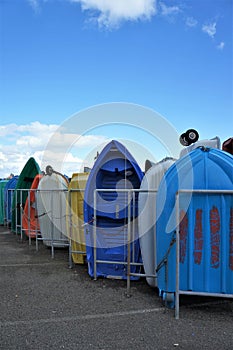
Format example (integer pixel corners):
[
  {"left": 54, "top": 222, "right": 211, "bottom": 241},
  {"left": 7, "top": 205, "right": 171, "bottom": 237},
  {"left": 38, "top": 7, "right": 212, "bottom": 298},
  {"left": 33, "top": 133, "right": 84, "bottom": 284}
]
[
  {"left": 175, "top": 192, "right": 180, "bottom": 320},
  {"left": 35, "top": 189, "right": 39, "bottom": 251},
  {"left": 68, "top": 190, "right": 73, "bottom": 269},
  {"left": 15, "top": 189, "right": 18, "bottom": 234},
  {"left": 28, "top": 189, "right": 31, "bottom": 245},
  {"left": 178, "top": 189, "right": 233, "bottom": 194},
  {"left": 93, "top": 189, "right": 97, "bottom": 280},
  {"left": 132, "top": 190, "right": 136, "bottom": 264},
  {"left": 20, "top": 189, "right": 23, "bottom": 241},
  {"left": 127, "top": 189, "right": 131, "bottom": 297},
  {"left": 6, "top": 189, "right": 9, "bottom": 227},
  {"left": 59, "top": 189, "right": 63, "bottom": 243},
  {"left": 51, "top": 190, "right": 54, "bottom": 259}
]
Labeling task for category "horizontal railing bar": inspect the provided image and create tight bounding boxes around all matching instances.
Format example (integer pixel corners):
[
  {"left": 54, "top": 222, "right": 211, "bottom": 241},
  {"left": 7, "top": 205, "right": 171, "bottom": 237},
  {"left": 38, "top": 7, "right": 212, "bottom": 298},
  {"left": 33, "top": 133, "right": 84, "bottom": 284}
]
[
  {"left": 177, "top": 189, "right": 233, "bottom": 194},
  {"left": 179, "top": 291, "right": 233, "bottom": 298}
]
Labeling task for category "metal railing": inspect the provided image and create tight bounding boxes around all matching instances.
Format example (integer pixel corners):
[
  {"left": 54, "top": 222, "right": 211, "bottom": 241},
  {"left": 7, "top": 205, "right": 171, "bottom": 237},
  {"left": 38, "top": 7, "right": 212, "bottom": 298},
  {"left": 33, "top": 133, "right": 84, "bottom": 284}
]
[
  {"left": 6, "top": 188, "right": 15, "bottom": 228},
  {"left": 67, "top": 188, "right": 86, "bottom": 268},
  {"left": 35, "top": 188, "right": 69, "bottom": 258},
  {"left": 93, "top": 188, "right": 158, "bottom": 295},
  {"left": 175, "top": 189, "right": 233, "bottom": 319}
]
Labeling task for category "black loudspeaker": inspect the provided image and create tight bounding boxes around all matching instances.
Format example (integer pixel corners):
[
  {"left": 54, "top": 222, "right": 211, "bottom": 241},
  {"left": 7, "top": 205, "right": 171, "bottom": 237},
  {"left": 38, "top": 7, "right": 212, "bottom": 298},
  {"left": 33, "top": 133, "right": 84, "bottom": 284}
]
[{"left": 179, "top": 129, "right": 199, "bottom": 146}]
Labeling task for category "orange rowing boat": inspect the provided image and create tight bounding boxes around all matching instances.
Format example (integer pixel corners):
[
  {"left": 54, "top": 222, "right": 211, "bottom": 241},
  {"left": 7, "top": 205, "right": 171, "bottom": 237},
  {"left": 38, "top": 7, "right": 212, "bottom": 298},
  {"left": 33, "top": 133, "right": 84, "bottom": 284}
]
[{"left": 22, "top": 174, "right": 43, "bottom": 238}]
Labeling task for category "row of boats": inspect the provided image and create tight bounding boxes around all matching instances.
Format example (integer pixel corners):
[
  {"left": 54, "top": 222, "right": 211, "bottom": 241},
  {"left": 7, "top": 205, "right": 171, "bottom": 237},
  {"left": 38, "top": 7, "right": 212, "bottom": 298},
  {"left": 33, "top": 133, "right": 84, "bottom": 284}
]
[{"left": 0, "top": 135, "right": 232, "bottom": 310}]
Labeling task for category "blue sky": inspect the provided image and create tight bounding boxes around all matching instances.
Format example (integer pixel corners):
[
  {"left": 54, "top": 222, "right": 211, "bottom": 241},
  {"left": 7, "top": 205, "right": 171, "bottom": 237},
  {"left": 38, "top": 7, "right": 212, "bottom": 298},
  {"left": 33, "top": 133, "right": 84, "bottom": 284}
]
[{"left": 0, "top": 0, "right": 232, "bottom": 178}]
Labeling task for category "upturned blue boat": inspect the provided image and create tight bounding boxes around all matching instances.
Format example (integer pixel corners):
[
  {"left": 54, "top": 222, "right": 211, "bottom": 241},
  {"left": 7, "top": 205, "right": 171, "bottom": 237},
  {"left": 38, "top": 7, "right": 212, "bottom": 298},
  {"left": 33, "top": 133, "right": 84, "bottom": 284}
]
[
  {"left": 4, "top": 176, "right": 19, "bottom": 225},
  {"left": 0, "top": 179, "right": 9, "bottom": 225},
  {"left": 156, "top": 147, "right": 233, "bottom": 305},
  {"left": 84, "top": 140, "right": 144, "bottom": 279}
]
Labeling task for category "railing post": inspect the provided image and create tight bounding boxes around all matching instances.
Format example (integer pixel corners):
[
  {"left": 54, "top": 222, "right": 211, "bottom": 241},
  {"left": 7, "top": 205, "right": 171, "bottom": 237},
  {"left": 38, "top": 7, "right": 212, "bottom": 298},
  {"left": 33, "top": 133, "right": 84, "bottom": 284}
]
[{"left": 175, "top": 191, "right": 180, "bottom": 319}]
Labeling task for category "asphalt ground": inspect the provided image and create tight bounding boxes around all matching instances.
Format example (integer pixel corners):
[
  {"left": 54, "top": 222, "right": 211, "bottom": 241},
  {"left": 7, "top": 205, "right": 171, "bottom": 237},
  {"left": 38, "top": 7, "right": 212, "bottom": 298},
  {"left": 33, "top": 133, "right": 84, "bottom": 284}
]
[{"left": 0, "top": 225, "right": 233, "bottom": 350}]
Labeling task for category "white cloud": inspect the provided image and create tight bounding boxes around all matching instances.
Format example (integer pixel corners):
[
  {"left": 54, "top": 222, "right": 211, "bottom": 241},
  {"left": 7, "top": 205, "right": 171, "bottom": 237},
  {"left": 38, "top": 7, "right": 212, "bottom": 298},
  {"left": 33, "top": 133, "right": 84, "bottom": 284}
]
[
  {"left": 16, "top": 135, "right": 46, "bottom": 148},
  {"left": 217, "top": 41, "right": 225, "bottom": 50},
  {"left": 27, "top": 0, "right": 40, "bottom": 13},
  {"left": 202, "top": 22, "right": 217, "bottom": 38},
  {"left": 0, "top": 121, "right": 108, "bottom": 179},
  {"left": 69, "top": 0, "right": 157, "bottom": 28},
  {"left": 41, "top": 133, "right": 108, "bottom": 174},
  {"left": 43, "top": 131, "right": 107, "bottom": 151},
  {"left": 0, "top": 122, "right": 58, "bottom": 139},
  {"left": 186, "top": 17, "right": 198, "bottom": 28},
  {"left": 159, "top": 1, "right": 181, "bottom": 16},
  {"left": 17, "top": 121, "right": 58, "bottom": 134},
  {"left": 0, "top": 152, "right": 8, "bottom": 162}
]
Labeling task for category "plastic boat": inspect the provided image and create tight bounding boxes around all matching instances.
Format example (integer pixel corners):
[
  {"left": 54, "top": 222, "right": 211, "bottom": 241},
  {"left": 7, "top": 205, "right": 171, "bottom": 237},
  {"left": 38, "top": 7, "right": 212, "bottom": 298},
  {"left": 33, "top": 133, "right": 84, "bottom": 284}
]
[
  {"left": 22, "top": 174, "right": 43, "bottom": 238},
  {"left": 138, "top": 157, "right": 176, "bottom": 287},
  {"left": 84, "top": 140, "right": 144, "bottom": 279},
  {"left": 11, "top": 158, "right": 40, "bottom": 233},
  {"left": 36, "top": 171, "right": 69, "bottom": 247},
  {"left": 156, "top": 147, "right": 233, "bottom": 305},
  {"left": 67, "top": 172, "right": 89, "bottom": 264}
]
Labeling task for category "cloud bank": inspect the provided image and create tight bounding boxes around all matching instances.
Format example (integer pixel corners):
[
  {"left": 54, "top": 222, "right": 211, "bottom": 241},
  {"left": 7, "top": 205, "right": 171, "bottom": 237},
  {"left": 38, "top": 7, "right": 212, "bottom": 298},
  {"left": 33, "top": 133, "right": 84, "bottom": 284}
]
[
  {"left": 0, "top": 122, "right": 108, "bottom": 179},
  {"left": 70, "top": 0, "right": 157, "bottom": 28}
]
